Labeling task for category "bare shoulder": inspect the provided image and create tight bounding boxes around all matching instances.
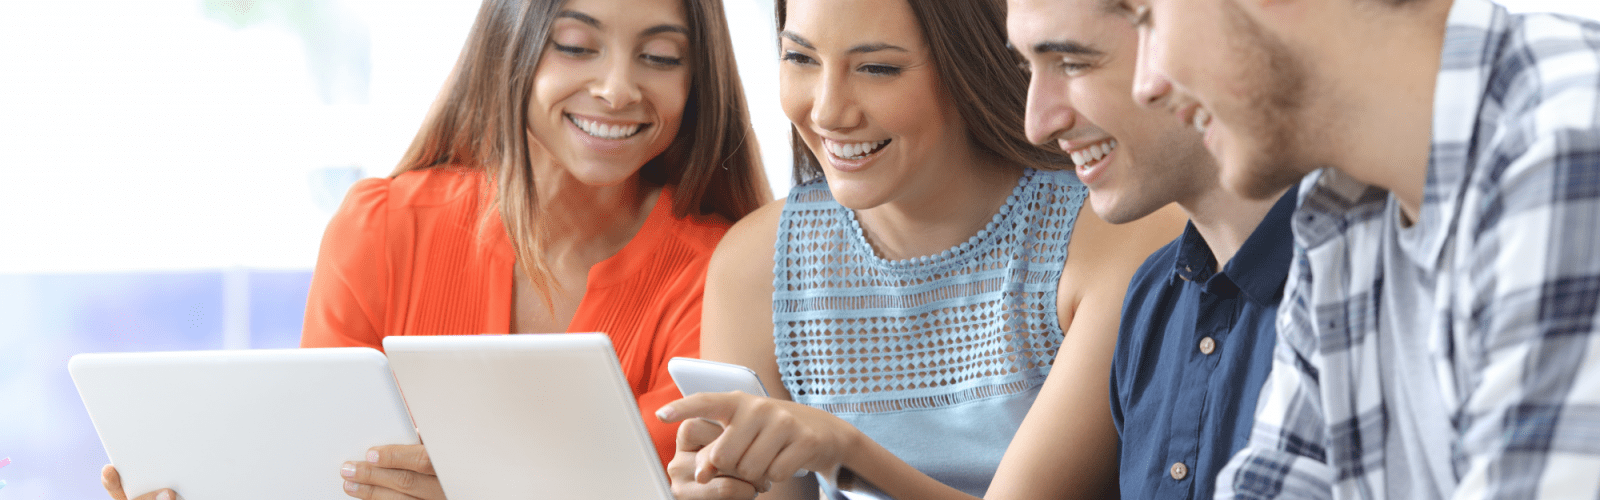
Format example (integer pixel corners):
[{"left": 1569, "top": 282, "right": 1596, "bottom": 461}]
[
  {"left": 707, "top": 198, "right": 786, "bottom": 285},
  {"left": 1060, "top": 203, "right": 1187, "bottom": 301}
]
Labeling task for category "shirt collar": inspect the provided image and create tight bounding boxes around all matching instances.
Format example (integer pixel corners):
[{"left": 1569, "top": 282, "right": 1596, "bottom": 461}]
[
  {"left": 1404, "top": 0, "right": 1504, "bottom": 270},
  {"left": 1222, "top": 189, "right": 1299, "bottom": 306},
  {"left": 1172, "top": 189, "right": 1299, "bottom": 306}
]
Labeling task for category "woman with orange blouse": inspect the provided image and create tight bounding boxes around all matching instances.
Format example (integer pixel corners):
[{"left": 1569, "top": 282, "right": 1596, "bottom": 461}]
[{"left": 100, "top": 0, "right": 767, "bottom": 498}]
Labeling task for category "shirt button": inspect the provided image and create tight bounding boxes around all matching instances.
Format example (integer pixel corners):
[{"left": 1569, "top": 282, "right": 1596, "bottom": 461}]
[
  {"left": 1199, "top": 336, "right": 1217, "bottom": 355},
  {"left": 1170, "top": 462, "right": 1189, "bottom": 480}
]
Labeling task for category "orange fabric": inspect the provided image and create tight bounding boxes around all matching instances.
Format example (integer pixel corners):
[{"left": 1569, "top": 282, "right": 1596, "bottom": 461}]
[{"left": 301, "top": 167, "right": 730, "bottom": 465}]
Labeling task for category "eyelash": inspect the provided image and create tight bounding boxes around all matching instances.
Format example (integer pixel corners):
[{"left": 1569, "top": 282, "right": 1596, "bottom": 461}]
[
  {"left": 554, "top": 43, "right": 683, "bottom": 68},
  {"left": 780, "top": 51, "right": 903, "bottom": 76},
  {"left": 642, "top": 54, "right": 683, "bottom": 67},
  {"left": 553, "top": 43, "right": 595, "bottom": 56},
  {"left": 781, "top": 51, "right": 815, "bottom": 65}
]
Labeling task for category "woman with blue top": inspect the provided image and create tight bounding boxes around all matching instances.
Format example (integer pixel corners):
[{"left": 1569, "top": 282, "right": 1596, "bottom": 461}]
[{"left": 657, "top": 0, "right": 1184, "bottom": 498}]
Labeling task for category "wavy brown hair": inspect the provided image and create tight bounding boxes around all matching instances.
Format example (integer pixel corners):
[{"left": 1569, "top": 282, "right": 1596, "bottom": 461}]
[
  {"left": 776, "top": 0, "right": 1069, "bottom": 183},
  {"left": 394, "top": 0, "right": 768, "bottom": 295}
]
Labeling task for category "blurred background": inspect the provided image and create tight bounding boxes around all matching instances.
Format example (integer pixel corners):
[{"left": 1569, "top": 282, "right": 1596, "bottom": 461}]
[{"left": 0, "top": 0, "right": 1595, "bottom": 497}]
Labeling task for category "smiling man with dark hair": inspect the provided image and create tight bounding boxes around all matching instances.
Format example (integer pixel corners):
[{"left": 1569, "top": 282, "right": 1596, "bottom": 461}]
[{"left": 1121, "top": 0, "right": 1600, "bottom": 496}]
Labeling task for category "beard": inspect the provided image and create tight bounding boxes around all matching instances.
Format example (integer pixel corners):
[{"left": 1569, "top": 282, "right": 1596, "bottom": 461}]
[{"left": 1219, "top": 0, "right": 1327, "bottom": 199}]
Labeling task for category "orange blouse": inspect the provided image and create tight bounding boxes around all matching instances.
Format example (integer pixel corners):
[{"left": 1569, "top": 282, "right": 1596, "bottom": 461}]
[{"left": 300, "top": 167, "right": 729, "bottom": 465}]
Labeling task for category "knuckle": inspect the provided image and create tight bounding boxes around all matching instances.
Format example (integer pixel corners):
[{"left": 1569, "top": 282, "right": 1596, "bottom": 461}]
[{"left": 393, "top": 471, "right": 420, "bottom": 491}]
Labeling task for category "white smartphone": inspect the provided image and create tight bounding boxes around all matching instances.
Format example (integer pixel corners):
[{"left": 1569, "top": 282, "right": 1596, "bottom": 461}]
[{"left": 667, "top": 357, "right": 769, "bottom": 397}]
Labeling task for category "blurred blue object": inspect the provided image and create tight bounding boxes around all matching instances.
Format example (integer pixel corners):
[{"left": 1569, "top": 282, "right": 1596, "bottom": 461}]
[{"left": 0, "top": 269, "right": 311, "bottom": 498}]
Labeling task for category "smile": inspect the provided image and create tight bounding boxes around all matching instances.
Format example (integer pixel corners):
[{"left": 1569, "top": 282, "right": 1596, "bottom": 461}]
[
  {"left": 1069, "top": 138, "right": 1117, "bottom": 166},
  {"left": 825, "top": 138, "right": 890, "bottom": 160},
  {"left": 567, "top": 114, "right": 648, "bottom": 140}
]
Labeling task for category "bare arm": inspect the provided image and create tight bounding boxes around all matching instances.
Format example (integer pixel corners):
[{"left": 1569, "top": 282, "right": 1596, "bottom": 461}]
[{"left": 984, "top": 203, "right": 1186, "bottom": 499}]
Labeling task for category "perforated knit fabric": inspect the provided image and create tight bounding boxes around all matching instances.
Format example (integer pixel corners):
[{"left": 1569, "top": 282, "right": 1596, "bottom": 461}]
[{"left": 773, "top": 168, "right": 1086, "bottom": 495}]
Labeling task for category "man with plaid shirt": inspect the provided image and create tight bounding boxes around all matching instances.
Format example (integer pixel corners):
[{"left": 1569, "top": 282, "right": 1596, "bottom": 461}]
[{"left": 1120, "top": 0, "right": 1600, "bottom": 496}]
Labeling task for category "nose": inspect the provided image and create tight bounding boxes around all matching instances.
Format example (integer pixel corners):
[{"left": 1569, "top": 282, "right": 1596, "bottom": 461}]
[
  {"left": 1024, "top": 72, "right": 1076, "bottom": 146},
  {"left": 593, "top": 53, "right": 642, "bottom": 109},
  {"left": 1130, "top": 26, "right": 1173, "bottom": 109},
  {"left": 810, "top": 68, "right": 860, "bottom": 132}
]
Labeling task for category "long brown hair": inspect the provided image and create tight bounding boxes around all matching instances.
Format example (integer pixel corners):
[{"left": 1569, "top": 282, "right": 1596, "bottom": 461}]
[
  {"left": 776, "top": 0, "right": 1069, "bottom": 183},
  {"left": 394, "top": 0, "right": 768, "bottom": 295}
]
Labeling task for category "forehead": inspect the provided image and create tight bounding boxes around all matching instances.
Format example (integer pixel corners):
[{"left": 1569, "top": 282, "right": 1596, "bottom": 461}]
[
  {"left": 783, "top": 0, "right": 924, "bottom": 49},
  {"left": 558, "top": 0, "right": 687, "bottom": 30},
  {"left": 1006, "top": 0, "right": 1127, "bottom": 48}
]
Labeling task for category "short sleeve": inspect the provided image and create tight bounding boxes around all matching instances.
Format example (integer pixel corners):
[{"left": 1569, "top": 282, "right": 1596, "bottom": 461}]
[{"left": 301, "top": 177, "right": 393, "bottom": 350}]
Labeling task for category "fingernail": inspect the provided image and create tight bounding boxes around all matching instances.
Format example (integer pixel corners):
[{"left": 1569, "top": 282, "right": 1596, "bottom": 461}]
[
  {"left": 340, "top": 462, "right": 356, "bottom": 478},
  {"left": 156, "top": 491, "right": 172, "bottom": 500},
  {"left": 344, "top": 480, "right": 359, "bottom": 492},
  {"left": 655, "top": 406, "right": 676, "bottom": 421},
  {"left": 366, "top": 450, "right": 380, "bottom": 463}
]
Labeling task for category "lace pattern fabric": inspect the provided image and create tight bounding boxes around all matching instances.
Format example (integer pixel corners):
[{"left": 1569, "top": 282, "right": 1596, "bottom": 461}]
[{"left": 773, "top": 168, "right": 1087, "bottom": 411}]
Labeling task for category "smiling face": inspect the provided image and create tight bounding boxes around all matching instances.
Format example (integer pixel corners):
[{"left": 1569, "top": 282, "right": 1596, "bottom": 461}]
[
  {"left": 525, "top": 0, "right": 693, "bottom": 186},
  {"left": 1125, "top": 0, "right": 1323, "bottom": 200},
  {"left": 1009, "top": 0, "right": 1215, "bottom": 224},
  {"left": 778, "top": 0, "right": 973, "bottom": 211}
]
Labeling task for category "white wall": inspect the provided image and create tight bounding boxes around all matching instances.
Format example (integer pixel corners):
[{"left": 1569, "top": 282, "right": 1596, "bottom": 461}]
[{"left": 0, "top": 0, "right": 1593, "bottom": 273}]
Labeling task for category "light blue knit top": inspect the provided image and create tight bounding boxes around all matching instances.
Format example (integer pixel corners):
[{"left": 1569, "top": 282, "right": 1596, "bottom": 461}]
[{"left": 772, "top": 168, "right": 1086, "bottom": 496}]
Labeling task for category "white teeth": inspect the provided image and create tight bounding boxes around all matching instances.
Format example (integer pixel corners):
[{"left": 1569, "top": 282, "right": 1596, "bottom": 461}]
[
  {"left": 826, "top": 139, "right": 890, "bottom": 160},
  {"left": 570, "top": 115, "right": 643, "bottom": 139},
  {"left": 1192, "top": 108, "right": 1211, "bottom": 133},
  {"left": 1071, "top": 138, "right": 1117, "bottom": 166}
]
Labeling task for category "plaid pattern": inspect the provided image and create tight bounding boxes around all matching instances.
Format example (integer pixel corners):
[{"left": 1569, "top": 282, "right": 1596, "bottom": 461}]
[{"left": 1214, "top": 0, "right": 1600, "bottom": 498}]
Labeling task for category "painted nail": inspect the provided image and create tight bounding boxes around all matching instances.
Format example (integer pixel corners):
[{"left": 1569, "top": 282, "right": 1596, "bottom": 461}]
[
  {"left": 655, "top": 406, "right": 676, "bottom": 421},
  {"left": 366, "top": 450, "right": 380, "bottom": 463},
  {"left": 340, "top": 463, "right": 356, "bottom": 478},
  {"left": 345, "top": 480, "right": 360, "bottom": 492},
  {"left": 156, "top": 491, "right": 172, "bottom": 500}
]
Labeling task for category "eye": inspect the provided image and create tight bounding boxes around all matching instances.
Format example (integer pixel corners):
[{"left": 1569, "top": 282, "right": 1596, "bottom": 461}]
[
  {"left": 781, "top": 50, "right": 817, "bottom": 66},
  {"left": 859, "top": 64, "right": 902, "bottom": 77},
  {"left": 1058, "top": 60, "right": 1092, "bottom": 75},
  {"left": 640, "top": 53, "right": 684, "bottom": 68},
  {"left": 553, "top": 43, "right": 596, "bottom": 57}
]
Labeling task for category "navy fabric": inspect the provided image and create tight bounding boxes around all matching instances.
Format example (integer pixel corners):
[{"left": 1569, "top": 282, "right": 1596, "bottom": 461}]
[{"left": 1110, "top": 190, "right": 1296, "bottom": 499}]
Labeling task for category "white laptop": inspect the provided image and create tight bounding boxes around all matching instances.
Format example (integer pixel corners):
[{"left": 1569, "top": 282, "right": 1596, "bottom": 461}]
[
  {"left": 383, "top": 333, "right": 673, "bottom": 500},
  {"left": 69, "top": 348, "right": 419, "bottom": 500}
]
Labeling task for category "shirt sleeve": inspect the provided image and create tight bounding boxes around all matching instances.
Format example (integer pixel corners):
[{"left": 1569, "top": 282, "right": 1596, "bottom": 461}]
[
  {"left": 633, "top": 253, "right": 711, "bottom": 465},
  {"left": 301, "top": 177, "right": 392, "bottom": 350},
  {"left": 1214, "top": 248, "right": 1335, "bottom": 499},
  {"left": 1451, "top": 86, "right": 1600, "bottom": 499}
]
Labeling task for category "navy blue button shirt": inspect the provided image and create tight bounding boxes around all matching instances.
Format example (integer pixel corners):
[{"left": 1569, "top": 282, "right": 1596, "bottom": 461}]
[{"left": 1109, "top": 190, "right": 1296, "bottom": 500}]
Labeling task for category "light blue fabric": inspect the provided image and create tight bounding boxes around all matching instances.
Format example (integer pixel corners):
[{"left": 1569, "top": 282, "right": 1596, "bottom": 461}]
[{"left": 773, "top": 168, "right": 1086, "bottom": 496}]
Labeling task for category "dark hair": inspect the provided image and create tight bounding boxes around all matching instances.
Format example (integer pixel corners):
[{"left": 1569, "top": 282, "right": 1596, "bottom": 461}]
[
  {"left": 394, "top": 0, "right": 768, "bottom": 294},
  {"left": 776, "top": 0, "right": 1069, "bottom": 183}
]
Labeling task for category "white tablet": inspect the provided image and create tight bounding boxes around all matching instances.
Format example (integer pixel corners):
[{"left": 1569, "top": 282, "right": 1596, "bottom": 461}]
[
  {"left": 383, "top": 333, "right": 672, "bottom": 500},
  {"left": 69, "top": 348, "right": 418, "bottom": 500}
]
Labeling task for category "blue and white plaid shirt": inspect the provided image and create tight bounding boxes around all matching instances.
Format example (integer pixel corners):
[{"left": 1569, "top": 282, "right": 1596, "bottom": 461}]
[{"left": 1214, "top": 0, "right": 1600, "bottom": 498}]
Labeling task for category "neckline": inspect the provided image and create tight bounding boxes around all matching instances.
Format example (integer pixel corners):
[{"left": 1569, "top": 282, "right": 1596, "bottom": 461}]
[{"left": 840, "top": 169, "right": 1036, "bottom": 269}]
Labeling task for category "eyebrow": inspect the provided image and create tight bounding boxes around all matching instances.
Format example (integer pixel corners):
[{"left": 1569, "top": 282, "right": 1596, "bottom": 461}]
[
  {"left": 779, "top": 31, "right": 909, "bottom": 54},
  {"left": 1032, "top": 40, "right": 1103, "bottom": 57},
  {"left": 557, "top": 11, "right": 689, "bottom": 37}
]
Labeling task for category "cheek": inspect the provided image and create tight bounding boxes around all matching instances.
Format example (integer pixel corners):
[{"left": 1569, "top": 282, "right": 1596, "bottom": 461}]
[
  {"left": 649, "top": 72, "right": 693, "bottom": 126},
  {"left": 529, "top": 60, "right": 583, "bottom": 117},
  {"left": 778, "top": 72, "right": 812, "bottom": 127}
]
